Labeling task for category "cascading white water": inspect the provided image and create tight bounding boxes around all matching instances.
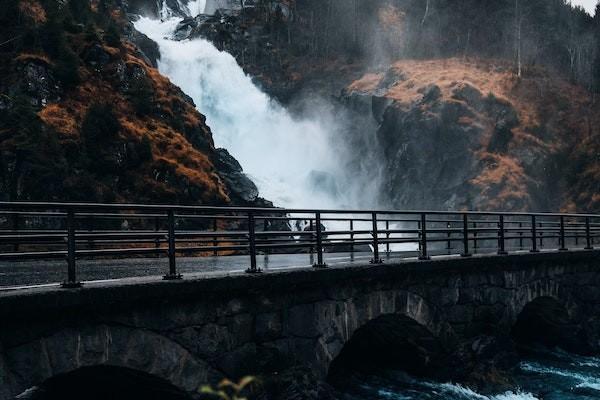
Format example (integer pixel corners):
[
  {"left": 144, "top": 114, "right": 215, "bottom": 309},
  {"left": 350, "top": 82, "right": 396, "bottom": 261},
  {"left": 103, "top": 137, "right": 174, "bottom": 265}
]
[
  {"left": 135, "top": 7, "right": 362, "bottom": 210},
  {"left": 134, "top": 5, "right": 417, "bottom": 252}
]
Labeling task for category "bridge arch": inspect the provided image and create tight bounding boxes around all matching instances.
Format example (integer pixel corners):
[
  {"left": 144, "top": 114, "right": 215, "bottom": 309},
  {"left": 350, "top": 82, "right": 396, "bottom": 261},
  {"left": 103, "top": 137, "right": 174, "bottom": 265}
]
[
  {"left": 17, "top": 365, "right": 191, "bottom": 400},
  {"left": 4, "top": 324, "right": 216, "bottom": 399},
  {"left": 316, "top": 290, "right": 451, "bottom": 379},
  {"left": 511, "top": 295, "right": 586, "bottom": 354},
  {"left": 327, "top": 313, "right": 443, "bottom": 382}
]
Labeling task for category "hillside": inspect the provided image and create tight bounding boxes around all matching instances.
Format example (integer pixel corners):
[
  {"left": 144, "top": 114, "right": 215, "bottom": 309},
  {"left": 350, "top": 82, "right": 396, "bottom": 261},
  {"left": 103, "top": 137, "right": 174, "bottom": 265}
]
[
  {"left": 346, "top": 58, "right": 600, "bottom": 212},
  {"left": 0, "top": 0, "right": 261, "bottom": 206},
  {"left": 1, "top": 0, "right": 598, "bottom": 213},
  {"left": 178, "top": 0, "right": 599, "bottom": 213}
]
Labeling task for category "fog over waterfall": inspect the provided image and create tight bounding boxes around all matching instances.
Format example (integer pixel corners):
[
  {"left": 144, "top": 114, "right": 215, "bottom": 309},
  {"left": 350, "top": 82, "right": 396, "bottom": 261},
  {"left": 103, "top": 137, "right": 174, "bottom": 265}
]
[{"left": 135, "top": 4, "right": 380, "bottom": 210}]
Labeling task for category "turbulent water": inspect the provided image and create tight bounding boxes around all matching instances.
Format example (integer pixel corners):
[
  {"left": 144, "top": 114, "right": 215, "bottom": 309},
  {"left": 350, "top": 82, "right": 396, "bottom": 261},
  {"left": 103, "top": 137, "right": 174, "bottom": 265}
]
[
  {"left": 134, "top": 8, "right": 380, "bottom": 210},
  {"left": 341, "top": 349, "right": 600, "bottom": 400}
]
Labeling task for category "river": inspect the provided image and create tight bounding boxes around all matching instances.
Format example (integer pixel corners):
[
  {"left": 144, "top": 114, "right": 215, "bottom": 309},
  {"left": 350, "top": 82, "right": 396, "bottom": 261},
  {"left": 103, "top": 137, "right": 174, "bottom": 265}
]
[{"left": 340, "top": 348, "right": 600, "bottom": 399}]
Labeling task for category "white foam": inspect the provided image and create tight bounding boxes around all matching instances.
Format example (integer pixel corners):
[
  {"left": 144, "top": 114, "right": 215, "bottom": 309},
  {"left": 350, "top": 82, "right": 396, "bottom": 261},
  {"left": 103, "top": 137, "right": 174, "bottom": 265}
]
[{"left": 134, "top": 15, "right": 380, "bottom": 210}]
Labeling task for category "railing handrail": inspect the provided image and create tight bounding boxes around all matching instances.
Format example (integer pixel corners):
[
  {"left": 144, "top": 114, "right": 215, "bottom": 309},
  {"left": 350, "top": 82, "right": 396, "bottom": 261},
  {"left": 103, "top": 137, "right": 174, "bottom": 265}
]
[
  {"left": 0, "top": 201, "right": 598, "bottom": 219},
  {"left": 1, "top": 201, "right": 598, "bottom": 289}
]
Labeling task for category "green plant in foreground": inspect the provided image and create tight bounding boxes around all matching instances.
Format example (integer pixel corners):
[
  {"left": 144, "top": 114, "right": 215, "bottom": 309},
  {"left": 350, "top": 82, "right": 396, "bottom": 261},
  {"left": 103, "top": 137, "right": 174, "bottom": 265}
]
[{"left": 199, "top": 376, "right": 256, "bottom": 400}]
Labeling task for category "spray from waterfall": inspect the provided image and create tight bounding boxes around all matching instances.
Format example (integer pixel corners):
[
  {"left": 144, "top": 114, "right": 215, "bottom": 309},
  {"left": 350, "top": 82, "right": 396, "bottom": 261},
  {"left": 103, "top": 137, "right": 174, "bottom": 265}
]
[{"left": 135, "top": 4, "right": 384, "bottom": 211}]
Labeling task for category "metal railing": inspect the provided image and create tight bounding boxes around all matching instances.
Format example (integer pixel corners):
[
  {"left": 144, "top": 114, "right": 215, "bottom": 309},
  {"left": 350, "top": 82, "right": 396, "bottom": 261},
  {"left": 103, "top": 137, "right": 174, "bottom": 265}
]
[{"left": 0, "top": 202, "right": 598, "bottom": 288}]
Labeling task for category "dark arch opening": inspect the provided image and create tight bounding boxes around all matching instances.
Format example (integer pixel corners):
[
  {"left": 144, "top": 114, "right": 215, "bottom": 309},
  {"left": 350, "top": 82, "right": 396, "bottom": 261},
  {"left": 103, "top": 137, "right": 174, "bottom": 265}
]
[
  {"left": 328, "top": 314, "right": 443, "bottom": 383},
  {"left": 512, "top": 296, "right": 587, "bottom": 354},
  {"left": 22, "top": 366, "right": 192, "bottom": 400}
]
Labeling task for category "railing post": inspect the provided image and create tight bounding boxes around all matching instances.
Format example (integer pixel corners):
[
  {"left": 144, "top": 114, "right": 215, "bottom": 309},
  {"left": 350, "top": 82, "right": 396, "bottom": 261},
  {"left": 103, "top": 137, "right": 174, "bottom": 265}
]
[
  {"left": 349, "top": 219, "right": 355, "bottom": 258},
  {"left": 446, "top": 222, "right": 452, "bottom": 252},
  {"left": 585, "top": 217, "right": 594, "bottom": 250},
  {"left": 559, "top": 216, "right": 568, "bottom": 251},
  {"left": 12, "top": 213, "right": 19, "bottom": 253},
  {"left": 213, "top": 217, "right": 218, "bottom": 257},
  {"left": 498, "top": 215, "right": 508, "bottom": 255},
  {"left": 87, "top": 216, "right": 95, "bottom": 250},
  {"left": 386, "top": 220, "right": 390, "bottom": 256},
  {"left": 461, "top": 213, "right": 471, "bottom": 257},
  {"left": 62, "top": 209, "right": 81, "bottom": 288},
  {"left": 313, "top": 212, "right": 327, "bottom": 268},
  {"left": 164, "top": 210, "right": 182, "bottom": 280},
  {"left": 246, "top": 212, "right": 260, "bottom": 273},
  {"left": 473, "top": 222, "right": 478, "bottom": 250},
  {"left": 370, "top": 212, "right": 383, "bottom": 264},
  {"left": 154, "top": 216, "right": 161, "bottom": 257},
  {"left": 309, "top": 219, "right": 314, "bottom": 255},
  {"left": 519, "top": 222, "right": 523, "bottom": 250},
  {"left": 419, "top": 213, "right": 430, "bottom": 260},
  {"left": 530, "top": 215, "right": 539, "bottom": 253},
  {"left": 417, "top": 219, "right": 422, "bottom": 254},
  {"left": 263, "top": 218, "right": 270, "bottom": 259}
]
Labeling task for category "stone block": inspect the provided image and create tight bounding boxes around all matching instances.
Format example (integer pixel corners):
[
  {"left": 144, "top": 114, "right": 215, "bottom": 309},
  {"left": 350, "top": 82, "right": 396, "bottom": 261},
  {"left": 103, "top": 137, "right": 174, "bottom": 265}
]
[{"left": 255, "top": 312, "right": 282, "bottom": 341}]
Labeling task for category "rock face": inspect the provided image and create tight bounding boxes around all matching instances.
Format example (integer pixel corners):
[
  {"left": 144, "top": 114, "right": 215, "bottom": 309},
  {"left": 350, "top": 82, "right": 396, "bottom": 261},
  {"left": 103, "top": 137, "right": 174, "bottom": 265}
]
[
  {"left": 213, "top": 148, "right": 259, "bottom": 204},
  {"left": 376, "top": 86, "right": 482, "bottom": 210},
  {"left": 343, "top": 59, "right": 599, "bottom": 212}
]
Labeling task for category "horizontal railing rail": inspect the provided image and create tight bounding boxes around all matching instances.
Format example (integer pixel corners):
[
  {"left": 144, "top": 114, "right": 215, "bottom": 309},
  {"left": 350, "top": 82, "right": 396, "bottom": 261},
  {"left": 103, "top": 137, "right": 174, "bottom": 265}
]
[{"left": 0, "top": 202, "right": 598, "bottom": 288}]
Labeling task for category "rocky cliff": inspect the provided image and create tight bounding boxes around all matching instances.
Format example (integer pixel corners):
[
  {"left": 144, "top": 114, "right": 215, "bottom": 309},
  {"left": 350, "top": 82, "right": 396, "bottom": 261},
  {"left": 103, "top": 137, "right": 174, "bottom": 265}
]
[
  {"left": 0, "top": 0, "right": 262, "bottom": 206},
  {"left": 346, "top": 59, "right": 600, "bottom": 212},
  {"left": 177, "top": 1, "right": 599, "bottom": 212}
]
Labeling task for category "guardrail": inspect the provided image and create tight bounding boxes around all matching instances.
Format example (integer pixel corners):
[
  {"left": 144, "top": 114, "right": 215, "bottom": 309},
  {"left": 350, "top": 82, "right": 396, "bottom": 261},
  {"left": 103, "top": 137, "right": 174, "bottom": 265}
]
[{"left": 0, "top": 202, "right": 598, "bottom": 288}]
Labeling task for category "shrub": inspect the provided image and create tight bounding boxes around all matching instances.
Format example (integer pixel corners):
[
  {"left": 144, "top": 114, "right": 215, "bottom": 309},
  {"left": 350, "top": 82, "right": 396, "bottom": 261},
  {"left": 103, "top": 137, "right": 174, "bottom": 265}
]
[
  {"left": 128, "top": 77, "right": 155, "bottom": 116},
  {"left": 104, "top": 22, "right": 121, "bottom": 48},
  {"left": 81, "top": 103, "right": 122, "bottom": 172},
  {"left": 53, "top": 48, "right": 80, "bottom": 89}
]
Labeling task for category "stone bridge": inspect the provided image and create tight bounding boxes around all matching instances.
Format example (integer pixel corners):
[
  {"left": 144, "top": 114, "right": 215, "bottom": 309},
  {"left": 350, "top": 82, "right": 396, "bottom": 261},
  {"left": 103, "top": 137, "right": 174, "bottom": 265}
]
[{"left": 1, "top": 250, "right": 599, "bottom": 399}]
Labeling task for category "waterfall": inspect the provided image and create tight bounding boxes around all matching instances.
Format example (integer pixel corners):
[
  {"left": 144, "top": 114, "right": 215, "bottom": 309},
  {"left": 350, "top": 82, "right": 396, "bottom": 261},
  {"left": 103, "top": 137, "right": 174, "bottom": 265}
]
[{"left": 134, "top": 6, "right": 367, "bottom": 210}]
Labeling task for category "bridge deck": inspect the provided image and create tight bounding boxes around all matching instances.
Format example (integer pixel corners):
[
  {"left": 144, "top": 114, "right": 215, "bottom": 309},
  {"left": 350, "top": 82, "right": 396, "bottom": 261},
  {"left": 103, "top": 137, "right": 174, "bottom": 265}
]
[{"left": 0, "top": 247, "right": 587, "bottom": 292}]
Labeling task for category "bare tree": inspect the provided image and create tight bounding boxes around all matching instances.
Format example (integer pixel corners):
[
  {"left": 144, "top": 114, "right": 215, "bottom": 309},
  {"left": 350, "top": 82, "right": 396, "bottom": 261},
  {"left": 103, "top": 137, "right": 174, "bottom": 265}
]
[
  {"left": 515, "top": 0, "right": 522, "bottom": 78},
  {"left": 421, "top": 0, "right": 430, "bottom": 26}
]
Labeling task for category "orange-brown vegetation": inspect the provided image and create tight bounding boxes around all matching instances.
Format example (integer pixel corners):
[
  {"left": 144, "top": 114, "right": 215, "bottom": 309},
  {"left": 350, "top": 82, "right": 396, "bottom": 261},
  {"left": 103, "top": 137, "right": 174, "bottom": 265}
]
[
  {"left": 18, "top": 0, "right": 46, "bottom": 24},
  {"left": 15, "top": 53, "right": 51, "bottom": 65},
  {"left": 349, "top": 58, "right": 600, "bottom": 212},
  {"left": 31, "top": 26, "right": 231, "bottom": 205}
]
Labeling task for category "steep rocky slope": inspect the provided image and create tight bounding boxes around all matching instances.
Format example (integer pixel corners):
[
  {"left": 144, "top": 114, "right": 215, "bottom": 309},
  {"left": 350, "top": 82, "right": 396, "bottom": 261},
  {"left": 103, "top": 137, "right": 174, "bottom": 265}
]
[
  {"left": 346, "top": 59, "right": 600, "bottom": 212},
  {"left": 0, "top": 0, "right": 261, "bottom": 206}
]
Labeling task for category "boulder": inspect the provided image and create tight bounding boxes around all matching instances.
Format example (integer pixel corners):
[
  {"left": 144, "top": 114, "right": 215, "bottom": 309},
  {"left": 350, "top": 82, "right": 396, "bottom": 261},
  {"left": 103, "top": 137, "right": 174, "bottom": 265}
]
[
  {"left": 82, "top": 44, "right": 112, "bottom": 70},
  {"left": 173, "top": 17, "right": 197, "bottom": 41},
  {"left": 16, "top": 59, "right": 61, "bottom": 107},
  {"left": 213, "top": 148, "right": 259, "bottom": 204}
]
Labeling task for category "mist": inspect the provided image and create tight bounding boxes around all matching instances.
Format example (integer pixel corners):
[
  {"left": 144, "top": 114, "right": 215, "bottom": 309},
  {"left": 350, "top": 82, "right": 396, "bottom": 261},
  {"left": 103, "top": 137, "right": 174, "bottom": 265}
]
[{"left": 134, "top": 7, "right": 384, "bottom": 210}]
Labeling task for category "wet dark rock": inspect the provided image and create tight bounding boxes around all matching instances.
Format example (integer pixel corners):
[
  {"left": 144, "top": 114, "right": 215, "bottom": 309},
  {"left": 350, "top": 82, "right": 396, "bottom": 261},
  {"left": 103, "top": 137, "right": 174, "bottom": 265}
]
[
  {"left": 487, "top": 120, "right": 514, "bottom": 153},
  {"left": 376, "top": 98, "right": 482, "bottom": 210},
  {"left": 82, "top": 44, "right": 112, "bottom": 70},
  {"left": 438, "top": 335, "right": 519, "bottom": 391},
  {"left": 174, "top": 17, "right": 197, "bottom": 41},
  {"left": 452, "top": 82, "right": 484, "bottom": 106},
  {"left": 376, "top": 68, "right": 407, "bottom": 95},
  {"left": 17, "top": 60, "right": 61, "bottom": 107},
  {"left": 372, "top": 95, "right": 393, "bottom": 123},
  {"left": 117, "top": 61, "right": 147, "bottom": 92},
  {"left": 419, "top": 84, "right": 442, "bottom": 103},
  {"left": 213, "top": 148, "right": 259, "bottom": 204},
  {"left": 131, "top": 29, "right": 161, "bottom": 67}
]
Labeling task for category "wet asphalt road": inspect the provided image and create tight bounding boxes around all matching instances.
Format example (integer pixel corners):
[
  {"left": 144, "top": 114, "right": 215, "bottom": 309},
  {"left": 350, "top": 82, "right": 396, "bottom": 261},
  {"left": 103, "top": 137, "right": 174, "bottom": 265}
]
[{"left": 0, "top": 252, "right": 380, "bottom": 289}]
